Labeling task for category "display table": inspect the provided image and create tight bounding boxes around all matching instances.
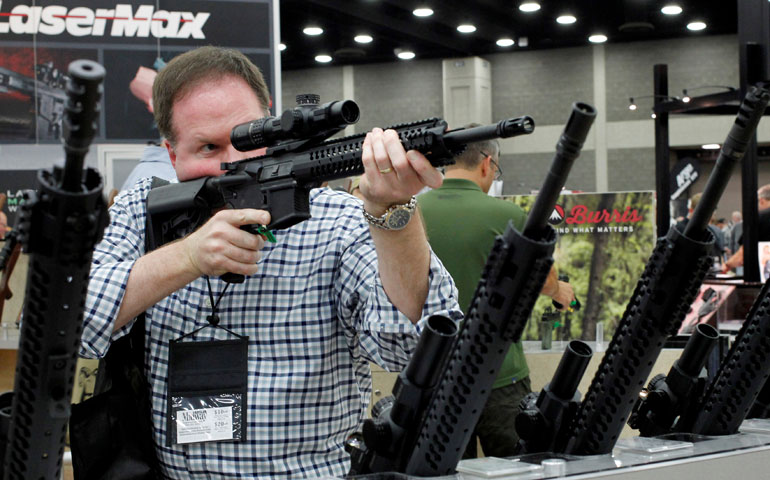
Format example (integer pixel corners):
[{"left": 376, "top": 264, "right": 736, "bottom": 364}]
[{"left": 339, "top": 420, "right": 770, "bottom": 479}]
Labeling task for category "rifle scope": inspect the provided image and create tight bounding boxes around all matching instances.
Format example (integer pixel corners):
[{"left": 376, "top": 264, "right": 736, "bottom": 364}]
[{"left": 231, "top": 94, "right": 360, "bottom": 151}]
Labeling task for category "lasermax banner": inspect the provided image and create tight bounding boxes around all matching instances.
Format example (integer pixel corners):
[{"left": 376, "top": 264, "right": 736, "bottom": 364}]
[
  {"left": 0, "top": 3, "right": 211, "bottom": 39},
  {"left": 0, "top": 0, "right": 275, "bottom": 142}
]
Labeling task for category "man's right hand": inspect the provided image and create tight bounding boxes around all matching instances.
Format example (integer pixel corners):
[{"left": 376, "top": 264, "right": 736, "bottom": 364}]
[
  {"left": 181, "top": 208, "right": 271, "bottom": 277},
  {"left": 551, "top": 281, "right": 576, "bottom": 312}
]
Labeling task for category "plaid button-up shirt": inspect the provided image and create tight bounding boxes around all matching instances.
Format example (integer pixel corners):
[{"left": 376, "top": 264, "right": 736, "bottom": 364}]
[{"left": 81, "top": 178, "right": 460, "bottom": 479}]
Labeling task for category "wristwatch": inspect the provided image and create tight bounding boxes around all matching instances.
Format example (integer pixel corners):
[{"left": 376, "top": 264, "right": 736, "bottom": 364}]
[{"left": 363, "top": 196, "right": 418, "bottom": 230}]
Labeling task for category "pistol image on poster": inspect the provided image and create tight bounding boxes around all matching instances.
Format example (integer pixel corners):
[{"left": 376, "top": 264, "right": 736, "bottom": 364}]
[
  {"left": 344, "top": 102, "right": 596, "bottom": 477},
  {"left": 145, "top": 94, "right": 535, "bottom": 282},
  {"left": 556, "top": 85, "right": 770, "bottom": 456},
  {"left": 1, "top": 60, "right": 109, "bottom": 480}
]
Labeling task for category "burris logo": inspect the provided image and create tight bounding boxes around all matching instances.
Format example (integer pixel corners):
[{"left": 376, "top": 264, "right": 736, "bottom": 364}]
[
  {"left": 565, "top": 205, "right": 644, "bottom": 224},
  {"left": 0, "top": 2, "right": 210, "bottom": 39},
  {"left": 548, "top": 204, "right": 565, "bottom": 225}
]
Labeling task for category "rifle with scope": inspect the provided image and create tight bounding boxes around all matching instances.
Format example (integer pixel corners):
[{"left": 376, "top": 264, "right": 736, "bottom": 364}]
[
  {"left": 546, "top": 85, "right": 770, "bottom": 456},
  {"left": 346, "top": 102, "right": 597, "bottom": 477},
  {"left": 146, "top": 94, "right": 535, "bottom": 282},
  {"left": 0, "top": 60, "right": 109, "bottom": 480}
]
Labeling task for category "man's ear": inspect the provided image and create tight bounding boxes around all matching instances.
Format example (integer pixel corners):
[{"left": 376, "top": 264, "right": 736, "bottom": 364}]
[
  {"left": 480, "top": 154, "right": 492, "bottom": 177},
  {"left": 164, "top": 139, "right": 177, "bottom": 168}
]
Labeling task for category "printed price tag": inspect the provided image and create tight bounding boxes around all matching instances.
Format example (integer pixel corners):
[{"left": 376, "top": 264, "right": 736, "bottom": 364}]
[{"left": 175, "top": 406, "right": 234, "bottom": 444}]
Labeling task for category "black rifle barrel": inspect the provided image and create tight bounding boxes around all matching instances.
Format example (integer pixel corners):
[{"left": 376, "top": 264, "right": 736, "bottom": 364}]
[
  {"left": 551, "top": 340, "right": 594, "bottom": 400},
  {"left": 354, "top": 315, "right": 459, "bottom": 474},
  {"left": 678, "top": 323, "right": 719, "bottom": 378},
  {"left": 403, "top": 103, "right": 595, "bottom": 477},
  {"left": 685, "top": 86, "right": 770, "bottom": 237},
  {"left": 404, "top": 315, "right": 459, "bottom": 389},
  {"left": 564, "top": 87, "right": 769, "bottom": 456},
  {"left": 688, "top": 278, "right": 770, "bottom": 435},
  {"left": 628, "top": 323, "right": 718, "bottom": 438},
  {"left": 524, "top": 103, "right": 596, "bottom": 238},
  {"left": 442, "top": 116, "right": 535, "bottom": 147},
  {"left": 59, "top": 60, "right": 105, "bottom": 192},
  {"left": 2, "top": 60, "right": 108, "bottom": 480},
  {"left": 516, "top": 340, "right": 593, "bottom": 454}
]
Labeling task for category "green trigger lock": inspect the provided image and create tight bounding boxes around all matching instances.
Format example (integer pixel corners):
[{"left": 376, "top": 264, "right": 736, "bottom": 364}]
[{"left": 255, "top": 225, "right": 277, "bottom": 243}]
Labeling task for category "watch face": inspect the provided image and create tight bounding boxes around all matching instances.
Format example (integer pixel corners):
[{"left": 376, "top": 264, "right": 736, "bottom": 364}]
[{"left": 386, "top": 207, "right": 412, "bottom": 230}]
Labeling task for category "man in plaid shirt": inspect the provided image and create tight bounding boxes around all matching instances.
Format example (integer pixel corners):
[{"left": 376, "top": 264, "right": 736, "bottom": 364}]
[{"left": 81, "top": 46, "right": 460, "bottom": 478}]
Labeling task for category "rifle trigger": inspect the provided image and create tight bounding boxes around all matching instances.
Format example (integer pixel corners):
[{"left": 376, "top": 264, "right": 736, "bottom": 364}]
[{"left": 241, "top": 224, "right": 276, "bottom": 242}]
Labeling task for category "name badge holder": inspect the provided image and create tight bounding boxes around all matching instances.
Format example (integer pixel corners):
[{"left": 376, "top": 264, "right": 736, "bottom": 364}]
[{"left": 166, "top": 278, "right": 249, "bottom": 446}]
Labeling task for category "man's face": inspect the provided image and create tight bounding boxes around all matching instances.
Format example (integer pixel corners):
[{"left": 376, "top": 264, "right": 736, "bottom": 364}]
[
  {"left": 759, "top": 193, "right": 770, "bottom": 211},
  {"left": 165, "top": 75, "right": 267, "bottom": 182}
]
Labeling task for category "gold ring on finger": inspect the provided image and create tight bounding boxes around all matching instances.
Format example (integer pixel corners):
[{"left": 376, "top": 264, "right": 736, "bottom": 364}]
[{"left": 379, "top": 167, "right": 393, "bottom": 174}]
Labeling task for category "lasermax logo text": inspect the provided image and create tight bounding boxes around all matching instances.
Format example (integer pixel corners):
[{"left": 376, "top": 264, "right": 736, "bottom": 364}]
[{"left": 0, "top": 2, "right": 210, "bottom": 39}]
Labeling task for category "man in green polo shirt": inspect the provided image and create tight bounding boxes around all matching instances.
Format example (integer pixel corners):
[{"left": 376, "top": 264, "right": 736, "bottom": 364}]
[{"left": 418, "top": 128, "right": 574, "bottom": 458}]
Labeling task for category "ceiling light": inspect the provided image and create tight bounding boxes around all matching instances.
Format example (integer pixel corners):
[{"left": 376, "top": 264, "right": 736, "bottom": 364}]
[
  {"left": 496, "top": 38, "right": 515, "bottom": 47},
  {"left": 651, "top": 112, "right": 657, "bottom": 119},
  {"left": 661, "top": 5, "right": 683, "bottom": 15},
  {"left": 315, "top": 54, "right": 332, "bottom": 63},
  {"left": 556, "top": 15, "right": 577, "bottom": 25},
  {"left": 687, "top": 21, "right": 707, "bottom": 31},
  {"left": 396, "top": 50, "right": 416, "bottom": 60},
  {"left": 588, "top": 34, "right": 607, "bottom": 43},
  {"left": 279, "top": 43, "right": 286, "bottom": 51},
  {"left": 354, "top": 34, "right": 373, "bottom": 44},
  {"left": 628, "top": 98, "right": 638, "bottom": 111},
  {"left": 413, "top": 7, "right": 433, "bottom": 17},
  {"left": 518, "top": 36, "right": 529, "bottom": 47},
  {"left": 519, "top": 2, "right": 541, "bottom": 12},
  {"left": 303, "top": 26, "right": 323, "bottom": 36},
  {"left": 702, "top": 144, "right": 721, "bottom": 150},
  {"left": 457, "top": 24, "right": 477, "bottom": 33}
]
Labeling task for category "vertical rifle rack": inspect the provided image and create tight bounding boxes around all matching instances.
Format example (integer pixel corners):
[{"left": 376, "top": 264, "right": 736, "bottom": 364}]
[{"left": 653, "top": 0, "right": 770, "bottom": 282}]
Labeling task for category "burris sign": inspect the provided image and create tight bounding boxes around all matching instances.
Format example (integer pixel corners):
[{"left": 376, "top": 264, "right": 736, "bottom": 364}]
[
  {"left": 549, "top": 202, "right": 646, "bottom": 234},
  {"left": 0, "top": 2, "right": 210, "bottom": 39}
]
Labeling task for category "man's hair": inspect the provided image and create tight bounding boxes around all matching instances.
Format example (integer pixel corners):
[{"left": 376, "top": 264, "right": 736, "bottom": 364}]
[
  {"left": 448, "top": 123, "right": 500, "bottom": 170},
  {"left": 759, "top": 184, "right": 770, "bottom": 201},
  {"left": 153, "top": 46, "right": 270, "bottom": 145},
  {"left": 689, "top": 192, "right": 702, "bottom": 210}
]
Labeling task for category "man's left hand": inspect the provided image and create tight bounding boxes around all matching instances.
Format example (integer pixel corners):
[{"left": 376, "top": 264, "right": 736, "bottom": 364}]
[{"left": 358, "top": 128, "right": 443, "bottom": 215}]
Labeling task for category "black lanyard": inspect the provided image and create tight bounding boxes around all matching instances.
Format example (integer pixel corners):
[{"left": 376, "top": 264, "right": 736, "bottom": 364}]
[{"left": 175, "top": 276, "right": 243, "bottom": 340}]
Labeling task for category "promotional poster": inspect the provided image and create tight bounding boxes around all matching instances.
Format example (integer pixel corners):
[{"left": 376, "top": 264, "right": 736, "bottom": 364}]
[
  {"left": 0, "top": 169, "right": 37, "bottom": 228},
  {"left": 0, "top": 0, "right": 275, "bottom": 142},
  {"left": 504, "top": 191, "right": 656, "bottom": 342}
]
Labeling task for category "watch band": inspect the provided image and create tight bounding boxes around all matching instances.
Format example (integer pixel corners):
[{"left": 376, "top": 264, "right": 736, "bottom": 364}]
[{"left": 363, "top": 196, "right": 418, "bottom": 230}]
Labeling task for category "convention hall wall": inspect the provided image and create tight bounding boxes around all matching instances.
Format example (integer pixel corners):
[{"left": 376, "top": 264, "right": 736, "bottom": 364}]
[
  {"left": 282, "top": 33, "right": 770, "bottom": 219},
  {"left": 1, "top": 33, "right": 767, "bottom": 220}
]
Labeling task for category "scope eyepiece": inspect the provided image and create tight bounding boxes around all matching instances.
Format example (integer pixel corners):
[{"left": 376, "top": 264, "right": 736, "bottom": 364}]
[{"left": 230, "top": 94, "right": 360, "bottom": 152}]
